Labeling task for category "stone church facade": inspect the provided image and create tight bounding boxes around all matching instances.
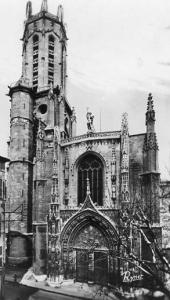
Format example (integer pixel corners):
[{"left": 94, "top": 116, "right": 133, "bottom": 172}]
[{"left": 7, "top": 0, "right": 161, "bottom": 286}]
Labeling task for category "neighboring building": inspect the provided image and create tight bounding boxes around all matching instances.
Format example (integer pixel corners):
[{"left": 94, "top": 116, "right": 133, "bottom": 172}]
[
  {"left": 0, "top": 156, "right": 9, "bottom": 267},
  {"left": 7, "top": 0, "right": 161, "bottom": 286},
  {"left": 160, "top": 181, "right": 170, "bottom": 249}
]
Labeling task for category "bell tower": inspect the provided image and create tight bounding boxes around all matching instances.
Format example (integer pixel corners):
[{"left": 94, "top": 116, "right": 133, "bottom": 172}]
[
  {"left": 7, "top": 0, "right": 76, "bottom": 266},
  {"left": 22, "top": 0, "right": 67, "bottom": 93}
]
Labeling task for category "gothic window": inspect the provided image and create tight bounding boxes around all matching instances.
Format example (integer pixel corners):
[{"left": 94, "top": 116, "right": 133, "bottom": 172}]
[
  {"left": 48, "top": 35, "right": 55, "bottom": 85},
  {"left": 122, "top": 173, "right": 128, "bottom": 188},
  {"left": 33, "top": 35, "right": 39, "bottom": 91},
  {"left": 78, "top": 154, "right": 103, "bottom": 206}
]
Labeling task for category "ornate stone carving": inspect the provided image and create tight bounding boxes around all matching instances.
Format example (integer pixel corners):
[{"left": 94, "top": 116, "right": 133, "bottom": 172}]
[
  {"left": 146, "top": 93, "right": 155, "bottom": 124},
  {"left": 60, "top": 208, "right": 118, "bottom": 252},
  {"left": 36, "top": 119, "right": 45, "bottom": 161},
  {"left": 64, "top": 148, "right": 69, "bottom": 205},
  {"left": 61, "top": 131, "right": 120, "bottom": 146},
  {"left": 74, "top": 225, "right": 107, "bottom": 249},
  {"left": 111, "top": 145, "right": 116, "bottom": 202},
  {"left": 86, "top": 141, "right": 93, "bottom": 151},
  {"left": 11, "top": 118, "right": 28, "bottom": 127},
  {"left": 143, "top": 132, "right": 159, "bottom": 151},
  {"left": 48, "top": 82, "right": 55, "bottom": 101},
  {"left": 86, "top": 110, "right": 95, "bottom": 133},
  {"left": 47, "top": 122, "right": 62, "bottom": 282},
  {"left": 121, "top": 113, "right": 129, "bottom": 202}
]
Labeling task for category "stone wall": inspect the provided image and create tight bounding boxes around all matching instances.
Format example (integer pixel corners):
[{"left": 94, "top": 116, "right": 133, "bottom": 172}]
[
  {"left": 61, "top": 136, "right": 121, "bottom": 208},
  {"left": 160, "top": 181, "right": 170, "bottom": 249},
  {"left": 129, "top": 134, "right": 145, "bottom": 202}
]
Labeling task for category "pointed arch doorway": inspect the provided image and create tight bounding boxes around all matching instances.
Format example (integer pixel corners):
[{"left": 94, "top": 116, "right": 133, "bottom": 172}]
[{"left": 60, "top": 209, "right": 119, "bottom": 285}]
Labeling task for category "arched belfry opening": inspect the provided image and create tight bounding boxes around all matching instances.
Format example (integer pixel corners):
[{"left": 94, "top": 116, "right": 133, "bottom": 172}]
[{"left": 77, "top": 153, "right": 104, "bottom": 206}]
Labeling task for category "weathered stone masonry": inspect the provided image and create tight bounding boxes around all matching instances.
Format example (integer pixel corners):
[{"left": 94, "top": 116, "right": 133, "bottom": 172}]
[{"left": 7, "top": 0, "right": 161, "bottom": 285}]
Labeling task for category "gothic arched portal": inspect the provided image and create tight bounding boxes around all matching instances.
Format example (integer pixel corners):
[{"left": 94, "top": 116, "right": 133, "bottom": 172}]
[
  {"left": 60, "top": 209, "right": 119, "bottom": 284},
  {"left": 77, "top": 153, "right": 104, "bottom": 206}
]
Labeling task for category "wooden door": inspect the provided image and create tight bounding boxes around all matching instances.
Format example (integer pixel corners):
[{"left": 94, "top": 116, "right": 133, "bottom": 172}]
[
  {"left": 76, "top": 249, "right": 88, "bottom": 282},
  {"left": 94, "top": 251, "right": 108, "bottom": 285}
]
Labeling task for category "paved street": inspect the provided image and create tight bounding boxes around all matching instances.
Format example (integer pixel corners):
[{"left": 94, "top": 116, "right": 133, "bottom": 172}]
[
  {"left": 3, "top": 282, "right": 37, "bottom": 300},
  {"left": 3, "top": 281, "right": 170, "bottom": 300},
  {"left": 3, "top": 282, "right": 90, "bottom": 300},
  {"left": 28, "top": 290, "right": 89, "bottom": 300}
]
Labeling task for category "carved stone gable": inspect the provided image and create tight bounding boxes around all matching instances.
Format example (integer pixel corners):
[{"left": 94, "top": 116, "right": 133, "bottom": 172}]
[{"left": 79, "top": 194, "right": 97, "bottom": 212}]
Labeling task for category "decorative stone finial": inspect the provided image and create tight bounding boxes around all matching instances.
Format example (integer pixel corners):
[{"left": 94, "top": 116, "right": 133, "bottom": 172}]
[
  {"left": 41, "top": 0, "right": 48, "bottom": 12},
  {"left": 147, "top": 93, "right": 154, "bottom": 112},
  {"left": 26, "top": 1, "right": 32, "bottom": 19},
  {"left": 146, "top": 93, "right": 155, "bottom": 126},
  {"left": 86, "top": 177, "right": 91, "bottom": 196},
  {"left": 121, "top": 112, "right": 128, "bottom": 136},
  {"left": 57, "top": 5, "right": 64, "bottom": 23}
]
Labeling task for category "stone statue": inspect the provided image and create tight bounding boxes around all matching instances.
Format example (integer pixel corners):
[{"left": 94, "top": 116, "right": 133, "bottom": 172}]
[
  {"left": 86, "top": 110, "right": 95, "bottom": 132},
  {"left": 48, "top": 82, "right": 54, "bottom": 100}
]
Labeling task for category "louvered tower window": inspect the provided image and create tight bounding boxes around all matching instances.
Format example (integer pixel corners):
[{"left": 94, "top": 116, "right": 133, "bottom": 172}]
[
  {"left": 48, "top": 35, "right": 55, "bottom": 85},
  {"left": 78, "top": 154, "right": 103, "bottom": 206},
  {"left": 32, "top": 35, "right": 39, "bottom": 91}
]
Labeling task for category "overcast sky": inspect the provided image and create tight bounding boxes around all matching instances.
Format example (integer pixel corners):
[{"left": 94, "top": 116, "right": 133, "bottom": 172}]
[{"left": 0, "top": 0, "right": 170, "bottom": 179}]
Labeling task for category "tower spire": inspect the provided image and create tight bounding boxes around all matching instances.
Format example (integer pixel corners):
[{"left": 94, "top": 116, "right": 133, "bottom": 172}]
[
  {"left": 41, "top": 0, "right": 48, "bottom": 12},
  {"left": 145, "top": 93, "right": 155, "bottom": 130},
  {"left": 142, "top": 93, "right": 160, "bottom": 224},
  {"left": 147, "top": 93, "right": 154, "bottom": 112},
  {"left": 143, "top": 92, "right": 159, "bottom": 172}
]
